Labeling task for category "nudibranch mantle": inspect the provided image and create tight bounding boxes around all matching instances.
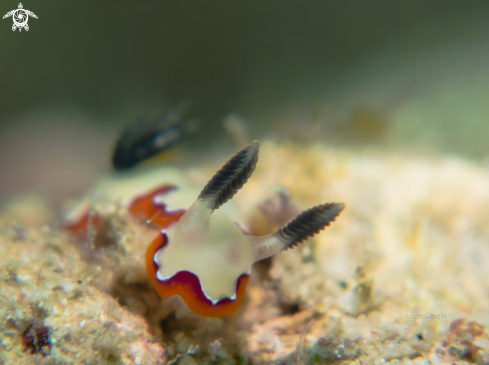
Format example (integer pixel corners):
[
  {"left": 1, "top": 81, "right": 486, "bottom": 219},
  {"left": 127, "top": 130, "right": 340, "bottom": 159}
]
[
  {"left": 64, "top": 167, "right": 242, "bottom": 232},
  {"left": 64, "top": 168, "right": 194, "bottom": 224},
  {"left": 146, "top": 231, "right": 251, "bottom": 317},
  {"left": 154, "top": 207, "right": 255, "bottom": 302}
]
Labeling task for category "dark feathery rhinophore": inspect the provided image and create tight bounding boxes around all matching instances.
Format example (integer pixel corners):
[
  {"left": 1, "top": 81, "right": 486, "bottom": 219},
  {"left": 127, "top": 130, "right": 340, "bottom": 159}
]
[
  {"left": 112, "top": 107, "right": 198, "bottom": 170},
  {"left": 277, "top": 203, "right": 345, "bottom": 249},
  {"left": 198, "top": 140, "right": 260, "bottom": 211}
]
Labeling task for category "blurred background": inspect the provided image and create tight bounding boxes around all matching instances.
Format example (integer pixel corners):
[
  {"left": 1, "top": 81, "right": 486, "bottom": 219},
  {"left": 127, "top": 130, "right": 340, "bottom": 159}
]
[{"left": 1, "top": 0, "right": 489, "bottom": 206}]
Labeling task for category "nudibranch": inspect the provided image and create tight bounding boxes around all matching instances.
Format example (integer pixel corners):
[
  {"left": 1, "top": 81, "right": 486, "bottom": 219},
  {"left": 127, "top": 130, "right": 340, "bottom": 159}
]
[
  {"left": 112, "top": 107, "right": 198, "bottom": 170},
  {"left": 64, "top": 137, "right": 344, "bottom": 317},
  {"left": 145, "top": 141, "right": 344, "bottom": 317}
]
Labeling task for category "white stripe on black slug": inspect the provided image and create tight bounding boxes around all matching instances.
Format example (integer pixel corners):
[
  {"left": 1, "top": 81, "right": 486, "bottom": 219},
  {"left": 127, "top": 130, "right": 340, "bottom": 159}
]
[{"left": 112, "top": 107, "right": 196, "bottom": 170}]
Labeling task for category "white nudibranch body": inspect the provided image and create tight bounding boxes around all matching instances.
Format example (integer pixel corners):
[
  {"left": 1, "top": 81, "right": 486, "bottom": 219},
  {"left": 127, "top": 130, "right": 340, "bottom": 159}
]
[
  {"left": 155, "top": 203, "right": 255, "bottom": 302},
  {"left": 146, "top": 141, "right": 345, "bottom": 317},
  {"left": 65, "top": 139, "right": 345, "bottom": 317}
]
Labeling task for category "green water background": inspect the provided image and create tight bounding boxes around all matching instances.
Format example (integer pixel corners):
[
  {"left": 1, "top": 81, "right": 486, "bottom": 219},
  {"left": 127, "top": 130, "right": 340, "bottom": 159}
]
[{"left": 0, "top": 0, "right": 488, "bottom": 203}]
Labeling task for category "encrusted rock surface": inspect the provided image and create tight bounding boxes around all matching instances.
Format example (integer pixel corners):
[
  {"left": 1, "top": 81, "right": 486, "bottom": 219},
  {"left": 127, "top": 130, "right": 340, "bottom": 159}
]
[
  {"left": 1, "top": 141, "right": 489, "bottom": 364},
  {"left": 0, "top": 194, "right": 167, "bottom": 364}
]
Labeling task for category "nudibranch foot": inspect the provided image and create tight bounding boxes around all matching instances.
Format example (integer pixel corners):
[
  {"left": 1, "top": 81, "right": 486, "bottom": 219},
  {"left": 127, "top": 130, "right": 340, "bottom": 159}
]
[{"left": 147, "top": 140, "right": 345, "bottom": 317}]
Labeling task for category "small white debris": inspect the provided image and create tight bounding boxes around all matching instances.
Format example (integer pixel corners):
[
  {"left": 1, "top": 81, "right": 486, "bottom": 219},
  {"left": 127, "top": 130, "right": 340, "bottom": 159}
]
[
  {"left": 165, "top": 206, "right": 181, "bottom": 213},
  {"left": 60, "top": 299, "right": 68, "bottom": 306},
  {"left": 1, "top": 338, "right": 12, "bottom": 351},
  {"left": 134, "top": 357, "right": 142, "bottom": 365},
  {"left": 14, "top": 308, "right": 24, "bottom": 319},
  {"left": 79, "top": 320, "right": 86, "bottom": 328},
  {"left": 63, "top": 283, "right": 75, "bottom": 292},
  {"left": 16, "top": 275, "right": 30, "bottom": 282}
]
